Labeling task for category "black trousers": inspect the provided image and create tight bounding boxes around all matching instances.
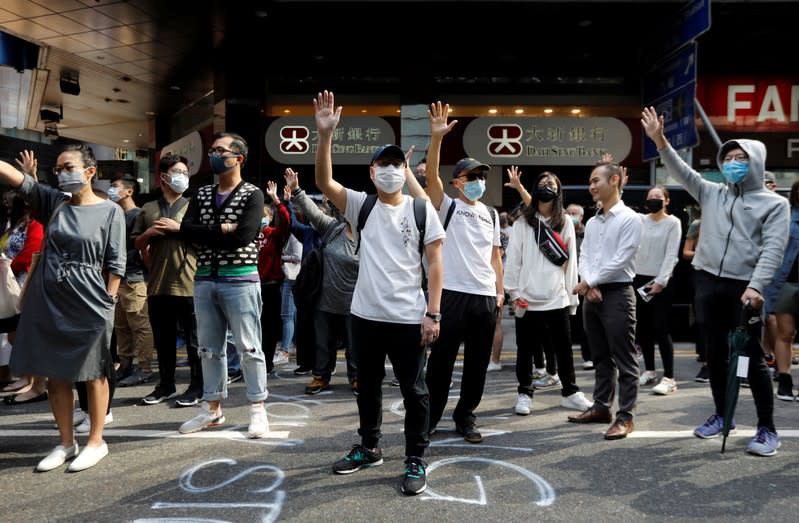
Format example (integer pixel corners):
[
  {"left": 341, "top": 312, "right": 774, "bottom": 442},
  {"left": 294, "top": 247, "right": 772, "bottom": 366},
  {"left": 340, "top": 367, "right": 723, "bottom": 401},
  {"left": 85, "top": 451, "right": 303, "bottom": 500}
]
[
  {"left": 694, "top": 270, "right": 774, "bottom": 428},
  {"left": 634, "top": 274, "right": 675, "bottom": 378},
  {"left": 425, "top": 290, "right": 495, "bottom": 429},
  {"left": 515, "top": 306, "right": 579, "bottom": 398},
  {"left": 148, "top": 295, "right": 201, "bottom": 391},
  {"left": 352, "top": 315, "right": 429, "bottom": 458}
]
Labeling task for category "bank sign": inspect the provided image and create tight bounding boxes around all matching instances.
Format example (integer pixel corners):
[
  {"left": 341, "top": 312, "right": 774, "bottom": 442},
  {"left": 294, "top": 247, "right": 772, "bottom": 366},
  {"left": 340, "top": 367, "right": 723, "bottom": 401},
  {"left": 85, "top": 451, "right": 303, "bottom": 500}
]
[
  {"left": 696, "top": 77, "right": 799, "bottom": 131},
  {"left": 265, "top": 116, "right": 396, "bottom": 165},
  {"left": 462, "top": 117, "right": 632, "bottom": 166}
]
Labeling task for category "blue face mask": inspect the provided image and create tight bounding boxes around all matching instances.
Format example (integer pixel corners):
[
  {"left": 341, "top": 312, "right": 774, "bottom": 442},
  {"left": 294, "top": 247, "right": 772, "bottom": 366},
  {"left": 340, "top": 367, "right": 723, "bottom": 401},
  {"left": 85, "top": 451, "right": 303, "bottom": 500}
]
[
  {"left": 722, "top": 159, "right": 749, "bottom": 184},
  {"left": 261, "top": 217, "right": 270, "bottom": 228},
  {"left": 570, "top": 215, "right": 580, "bottom": 226},
  {"left": 462, "top": 179, "right": 486, "bottom": 201}
]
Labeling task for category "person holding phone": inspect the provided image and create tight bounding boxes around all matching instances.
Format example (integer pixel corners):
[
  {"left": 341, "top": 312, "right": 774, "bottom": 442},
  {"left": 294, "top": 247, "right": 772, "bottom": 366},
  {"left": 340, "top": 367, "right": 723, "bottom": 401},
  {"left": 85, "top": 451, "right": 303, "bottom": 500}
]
[{"left": 633, "top": 185, "right": 682, "bottom": 395}]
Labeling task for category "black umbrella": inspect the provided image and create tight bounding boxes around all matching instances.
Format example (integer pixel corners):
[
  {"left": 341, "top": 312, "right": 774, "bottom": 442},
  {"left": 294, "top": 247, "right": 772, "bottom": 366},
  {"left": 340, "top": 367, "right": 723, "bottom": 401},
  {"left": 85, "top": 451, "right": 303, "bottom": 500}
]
[{"left": 721, "top": 301, "right": 762, "bottom": 453}]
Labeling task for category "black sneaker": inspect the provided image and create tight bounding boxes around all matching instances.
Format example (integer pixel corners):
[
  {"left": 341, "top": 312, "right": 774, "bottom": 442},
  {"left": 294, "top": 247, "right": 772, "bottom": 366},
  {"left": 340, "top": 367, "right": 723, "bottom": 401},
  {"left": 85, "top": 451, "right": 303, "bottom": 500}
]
[
  {"left": 115, "top": 364, "right": 133, "bottom": 383},
  {"left": 175, "top": 387, "right": 203, "bottom": 407},
  {"left": 332, "top": 444, "right": 383, "bottom": 475},
  {"left": 227, "top": 369, "right": 243, "bottom": 384},
  {"left": 776, "top": 374, "right": 795, "bottom": 402},
  {"left": 142, "top": 385, "right": 178, "bottom": 405},
  {"left": 741, "top": 377, "right": 750, "bottom": 388},
  {"left": 389, "top": 378, "right": 400, "bottom": 387},
  {"left": 694, "top": 366, "right": 710, "bottom": 383},
  {"left": 401, "top": 456, "right": 428, "bottom": 495},
  {"left": 293, "top": 365, "right": 312, "bottom": 376},
  {"left": 455, "top": 422, "right": 483, "bottom": 444}
]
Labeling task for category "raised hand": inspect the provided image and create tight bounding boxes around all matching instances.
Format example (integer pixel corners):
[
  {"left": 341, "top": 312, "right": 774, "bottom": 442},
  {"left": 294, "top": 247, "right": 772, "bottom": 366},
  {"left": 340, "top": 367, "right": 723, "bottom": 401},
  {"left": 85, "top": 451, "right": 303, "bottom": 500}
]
[
  {"left": 284, "top": 167, "right": 300, "bottom": 191},
  {"left": 283, "top": 184, "right": 291, "bottom": 201},
  {"left": 641, "top": 106, "right": 665, "bottom": 142},
  {"left": 266, "top": 180, "right": 279, "bottom": 202},
  {"left": 428, "top": 101, "right": 457, "bottom": 139},
  {"left": 504, "top": 165, "right": 524, "bottom": 191},
  {"left": 313, "top": 90, "right": 342, "bottom": 135},
  {"left": 16, "top": 149, "right": 37, "bottom": 180}
]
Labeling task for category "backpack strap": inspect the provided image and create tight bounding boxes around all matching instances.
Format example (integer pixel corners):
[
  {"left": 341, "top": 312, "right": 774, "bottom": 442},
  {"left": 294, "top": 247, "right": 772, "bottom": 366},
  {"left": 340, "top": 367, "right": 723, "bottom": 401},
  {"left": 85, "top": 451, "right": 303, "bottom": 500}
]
[
  {"left": 355, "top": 193, "right": 379, "bottom": 255},
  {"left": 413, "top": 197, "right": 427, "bottom": 257},
  {"left": 442, "top": 199, "right": 457, "bottom": 230}
]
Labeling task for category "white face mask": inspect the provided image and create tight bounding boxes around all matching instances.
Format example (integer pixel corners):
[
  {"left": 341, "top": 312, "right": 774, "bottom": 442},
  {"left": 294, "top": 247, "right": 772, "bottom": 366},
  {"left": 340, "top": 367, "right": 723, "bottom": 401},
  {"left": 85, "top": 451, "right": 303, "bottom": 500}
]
[
  {"left": 107, "top": 186, "right": 121, "bottom": 202},
  {"left": 373, "top": 165, "right": 405, "bottom": 194},
  {"left": 163, "top": 172, "right": 189, "bottom": 193}
]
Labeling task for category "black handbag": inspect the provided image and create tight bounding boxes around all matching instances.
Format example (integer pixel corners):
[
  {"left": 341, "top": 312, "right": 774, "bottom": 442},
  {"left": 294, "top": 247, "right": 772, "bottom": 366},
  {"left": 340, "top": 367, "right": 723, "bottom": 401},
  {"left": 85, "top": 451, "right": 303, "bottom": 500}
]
[{"left": 535, "top": 218, "right": 569, "bottom": 266}]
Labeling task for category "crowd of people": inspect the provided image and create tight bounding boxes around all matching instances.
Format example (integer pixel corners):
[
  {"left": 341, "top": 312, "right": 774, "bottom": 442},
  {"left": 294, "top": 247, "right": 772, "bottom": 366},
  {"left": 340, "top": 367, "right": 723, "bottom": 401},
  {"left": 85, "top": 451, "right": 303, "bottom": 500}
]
[{"left": 0, "top": 100, "right": 794, "bottom": 495}]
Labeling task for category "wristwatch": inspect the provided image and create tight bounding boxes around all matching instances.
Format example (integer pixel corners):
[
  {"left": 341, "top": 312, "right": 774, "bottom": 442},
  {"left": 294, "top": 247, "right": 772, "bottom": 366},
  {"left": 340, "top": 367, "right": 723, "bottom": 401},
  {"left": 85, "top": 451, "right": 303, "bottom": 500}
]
[
  {"left": 109, "top": 294, "right": 119, "bottom": 304},
  {"left": 425, "top": 311, "right": 442, "bottom": 323}
]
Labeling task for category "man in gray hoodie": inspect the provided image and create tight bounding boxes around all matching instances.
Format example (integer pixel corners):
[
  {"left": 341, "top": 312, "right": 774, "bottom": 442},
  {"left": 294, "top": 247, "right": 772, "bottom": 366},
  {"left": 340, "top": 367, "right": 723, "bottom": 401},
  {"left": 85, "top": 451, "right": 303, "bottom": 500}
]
[{"left": 642, "top": 106, "right": 789, "bottom": 457}]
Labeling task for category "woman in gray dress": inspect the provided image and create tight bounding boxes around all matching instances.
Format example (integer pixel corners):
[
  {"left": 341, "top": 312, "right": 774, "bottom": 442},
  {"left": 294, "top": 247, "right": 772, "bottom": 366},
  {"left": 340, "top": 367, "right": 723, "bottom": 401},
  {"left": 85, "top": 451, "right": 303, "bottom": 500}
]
[{"left": 0, "top": 144, "right": 126, "bottom": 472}]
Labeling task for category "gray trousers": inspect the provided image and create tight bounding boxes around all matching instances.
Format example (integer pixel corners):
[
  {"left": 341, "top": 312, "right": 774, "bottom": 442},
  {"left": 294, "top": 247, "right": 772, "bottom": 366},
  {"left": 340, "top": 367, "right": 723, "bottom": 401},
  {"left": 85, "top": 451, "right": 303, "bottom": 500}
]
[{"left": 582, "top": 283, "right": 638, "bottom": 421}]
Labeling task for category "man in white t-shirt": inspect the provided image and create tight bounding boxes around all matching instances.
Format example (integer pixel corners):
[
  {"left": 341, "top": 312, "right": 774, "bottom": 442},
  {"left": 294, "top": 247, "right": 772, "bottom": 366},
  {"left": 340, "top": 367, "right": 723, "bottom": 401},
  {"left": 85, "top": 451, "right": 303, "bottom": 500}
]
[
  {"left": 419, "top": 102, "right": 503, "bottom": 444},
  {"left": 313, "top": 91, "right": 445, "bottom": 496}
]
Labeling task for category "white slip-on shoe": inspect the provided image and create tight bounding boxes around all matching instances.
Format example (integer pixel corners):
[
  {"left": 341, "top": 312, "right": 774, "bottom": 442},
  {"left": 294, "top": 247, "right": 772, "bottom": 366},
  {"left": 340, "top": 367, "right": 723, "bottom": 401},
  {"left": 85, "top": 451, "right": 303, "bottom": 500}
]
[
  {"left": 486, "top": 361, "right": 502, "bottom": 372},
  {"left": 247, "top": 403, "right": 268, "bottom": 438},
  {"left": 67, "top": 443, "right": 108, "bottom": 472},
  {"left": 75, "top": 411, "right": 114, "bottom": 434},
  {"left": 36, "top": 443, "right": 79, "bottom": 472}
]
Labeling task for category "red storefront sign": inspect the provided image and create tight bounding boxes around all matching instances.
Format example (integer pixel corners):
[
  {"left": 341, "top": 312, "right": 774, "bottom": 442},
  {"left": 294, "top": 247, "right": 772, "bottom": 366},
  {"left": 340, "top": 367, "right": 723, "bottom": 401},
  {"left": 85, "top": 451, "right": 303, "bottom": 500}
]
[{"left": 696, "top": 77, "right": 799, "bottom": 131}]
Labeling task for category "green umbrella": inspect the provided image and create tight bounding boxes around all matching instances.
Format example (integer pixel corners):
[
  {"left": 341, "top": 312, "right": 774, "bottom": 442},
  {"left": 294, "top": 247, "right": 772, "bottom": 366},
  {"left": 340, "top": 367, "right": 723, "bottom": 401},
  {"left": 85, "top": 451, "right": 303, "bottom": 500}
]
[{"left": 721, "top": 302, "right": 762, "bottom": 453}]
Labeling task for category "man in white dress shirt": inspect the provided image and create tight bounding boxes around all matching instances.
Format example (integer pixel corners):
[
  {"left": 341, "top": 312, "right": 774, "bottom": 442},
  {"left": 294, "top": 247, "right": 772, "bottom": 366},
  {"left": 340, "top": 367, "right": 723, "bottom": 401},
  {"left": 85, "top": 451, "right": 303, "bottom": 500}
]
[{"left": 568, "top": 160, "right": 642, "bottom": 440}]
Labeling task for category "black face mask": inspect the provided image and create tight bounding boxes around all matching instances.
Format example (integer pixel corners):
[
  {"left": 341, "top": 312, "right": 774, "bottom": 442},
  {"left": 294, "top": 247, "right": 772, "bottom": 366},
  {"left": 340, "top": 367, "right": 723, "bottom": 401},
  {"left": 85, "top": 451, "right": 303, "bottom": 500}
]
[
  {"left": 645, "top": 199, "right": 664, "bottom": 212},
  {"left": 534, "top": 186, "right": 557, "bottom": 202}
]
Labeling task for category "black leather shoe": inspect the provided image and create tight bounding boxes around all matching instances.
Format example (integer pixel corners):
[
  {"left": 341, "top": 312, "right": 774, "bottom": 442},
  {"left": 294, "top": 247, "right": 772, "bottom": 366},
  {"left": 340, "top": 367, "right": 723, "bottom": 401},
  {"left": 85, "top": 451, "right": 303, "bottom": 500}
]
[
  {"left": 456, "top": 423, "right": 483, "bottom": 443},
  {"left": 567, "top": 406, "right": 612, "bottom": 424},
  {"left": 604, "top": 418, "right": 634, "bottom": 440}
]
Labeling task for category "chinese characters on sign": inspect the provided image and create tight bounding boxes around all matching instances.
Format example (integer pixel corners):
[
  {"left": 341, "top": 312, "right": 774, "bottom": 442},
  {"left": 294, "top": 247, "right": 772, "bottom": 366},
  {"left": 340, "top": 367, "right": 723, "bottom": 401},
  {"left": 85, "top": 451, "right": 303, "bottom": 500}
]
[
  {"left": 266, "top": 117, "right": 396, "bottom": 165},
  {"left": 463, "top": 117, "right": 632, "bottom": 166}
]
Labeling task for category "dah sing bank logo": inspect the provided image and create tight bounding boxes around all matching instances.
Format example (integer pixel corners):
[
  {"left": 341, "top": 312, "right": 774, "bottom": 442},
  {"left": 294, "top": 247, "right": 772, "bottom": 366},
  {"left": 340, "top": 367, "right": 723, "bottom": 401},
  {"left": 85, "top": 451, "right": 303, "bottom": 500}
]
[
  {"left": 487, "top": 124, "right": 523, "bottom": 157},
  {"left": 279, "top": 126, "right": 310, "bottom": 154}
]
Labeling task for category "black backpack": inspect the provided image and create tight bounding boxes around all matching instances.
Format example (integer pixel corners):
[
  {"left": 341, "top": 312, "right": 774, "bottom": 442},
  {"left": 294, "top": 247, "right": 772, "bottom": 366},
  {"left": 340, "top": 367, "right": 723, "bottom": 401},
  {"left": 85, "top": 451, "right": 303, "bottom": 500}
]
[{"left": 291, "top": 222, "right": 345, "bottom": 310}]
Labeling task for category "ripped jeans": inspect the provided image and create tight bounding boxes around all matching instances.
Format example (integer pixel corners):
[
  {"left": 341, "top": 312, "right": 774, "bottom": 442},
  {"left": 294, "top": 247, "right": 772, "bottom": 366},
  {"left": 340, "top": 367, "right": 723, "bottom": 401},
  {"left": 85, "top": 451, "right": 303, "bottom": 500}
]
[{"left": 193, "top": 280, "right": 267, "bottom": 402}]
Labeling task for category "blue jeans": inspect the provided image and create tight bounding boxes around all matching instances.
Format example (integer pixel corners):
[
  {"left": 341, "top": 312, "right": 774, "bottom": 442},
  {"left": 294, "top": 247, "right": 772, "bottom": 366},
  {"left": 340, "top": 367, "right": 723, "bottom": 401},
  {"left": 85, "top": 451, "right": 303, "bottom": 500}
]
[
  {"left": 280, "top": 279, "right": 297, "bottom": 351},
  {"left": 226, "top": 328, "right": 240, "bottom": 372},
  {"left": 194, "top": 280, "right": 267, "bottom": 402}
]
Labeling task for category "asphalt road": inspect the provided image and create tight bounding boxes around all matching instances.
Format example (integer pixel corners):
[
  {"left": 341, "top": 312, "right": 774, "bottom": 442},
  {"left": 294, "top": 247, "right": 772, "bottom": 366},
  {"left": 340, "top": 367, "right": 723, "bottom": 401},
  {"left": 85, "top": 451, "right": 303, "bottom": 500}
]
[{"left": 2, "top": 316, "right": 798, "bottom": 522}]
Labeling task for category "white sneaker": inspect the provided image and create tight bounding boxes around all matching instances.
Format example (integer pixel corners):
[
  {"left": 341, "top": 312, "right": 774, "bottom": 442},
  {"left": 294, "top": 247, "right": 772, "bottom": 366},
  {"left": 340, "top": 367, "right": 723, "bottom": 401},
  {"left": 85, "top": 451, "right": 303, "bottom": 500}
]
[
  {"left": 652, "top": 377, "right": 678, "bottom": 395},
  {"left": 582, "top": 360, "right": 594, "bottom": 370},
  {"left": 67, "top": 443, "right": 108, "bottom": 472},
  {"left": 272, "top": 350, "right": 289, "bottom": 365},
  {"left": 514, "top": 393, "right": 532, "bottom": 415},
  {"left": 179, "top": 402, "right": 225, "bottom": 434},
  {"left": 532, "top": 367, "right": 547, "bottom": 380},
  {"left": 247, "top": 403, "right": 268, "bottom": 438},
  {"left": 75, "top": 411, "right": 114, "bottom": 434},
  {"left": 487, "top": 360, "right": 502, "bottom": 372},
  {"left": 561, "top": 391, "right": 593, "bottom": 411},
  {"left": 639, "top": 370, "right": 657, "bottom": 386},
  {"left": 36, "top": 443, "right": 79, "bottom": 472}
]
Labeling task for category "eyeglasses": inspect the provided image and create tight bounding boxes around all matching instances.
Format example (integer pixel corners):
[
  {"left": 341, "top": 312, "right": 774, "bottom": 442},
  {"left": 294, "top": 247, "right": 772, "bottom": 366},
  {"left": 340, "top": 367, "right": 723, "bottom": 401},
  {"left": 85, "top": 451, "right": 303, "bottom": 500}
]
[
  {"left": 208, "top": 147, "right": 237, "bottom": 157},
  {"left": 459, "top": 170, "right": 487, "bottom": 181},
  {"left": 723, "top": 153, "right": 749, "bottom": 163},
  {"left": 52, "top": 165, "right": 85, "bottom": 175}
]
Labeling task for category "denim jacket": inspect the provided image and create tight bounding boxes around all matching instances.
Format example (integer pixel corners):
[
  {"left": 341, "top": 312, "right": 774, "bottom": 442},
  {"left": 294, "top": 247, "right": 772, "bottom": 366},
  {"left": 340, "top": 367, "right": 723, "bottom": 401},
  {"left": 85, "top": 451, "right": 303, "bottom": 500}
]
[{"left": 765, "top": 206, "right": 799, "bottom": 314}]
